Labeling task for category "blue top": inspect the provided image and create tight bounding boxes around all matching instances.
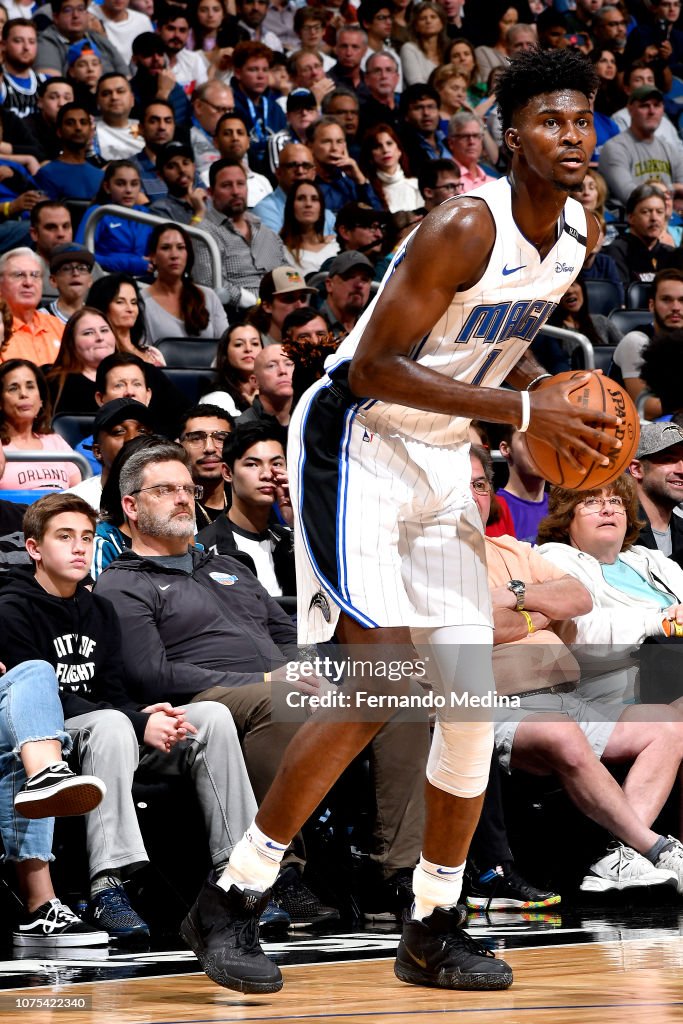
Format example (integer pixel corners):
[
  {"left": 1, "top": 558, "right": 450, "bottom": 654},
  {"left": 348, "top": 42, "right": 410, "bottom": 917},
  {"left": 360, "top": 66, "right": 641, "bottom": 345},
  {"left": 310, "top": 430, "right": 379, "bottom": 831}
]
[
  {"left": 75, "top": 204, "right": 152, "bottom": 276},
  {"left": 35, "top": 160, "right": 104, "bottom": 201},
  {"left": 497, "top": 489, "right": 549, "bottom": 545}
]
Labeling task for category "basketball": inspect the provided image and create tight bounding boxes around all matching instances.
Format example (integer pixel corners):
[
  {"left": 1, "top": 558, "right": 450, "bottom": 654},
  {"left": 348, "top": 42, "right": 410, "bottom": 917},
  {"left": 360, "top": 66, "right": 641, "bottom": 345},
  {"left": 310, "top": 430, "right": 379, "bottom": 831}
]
[{"left": 525, "top": 371, "right": 640, "bottom": 490}]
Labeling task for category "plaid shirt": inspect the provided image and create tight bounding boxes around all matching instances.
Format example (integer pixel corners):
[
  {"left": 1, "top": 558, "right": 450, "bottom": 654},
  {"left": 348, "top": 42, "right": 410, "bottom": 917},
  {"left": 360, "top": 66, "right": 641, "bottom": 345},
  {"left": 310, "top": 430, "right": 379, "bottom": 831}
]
[{"left": 192, "top": 202, "right": 292, "bottom": 306}]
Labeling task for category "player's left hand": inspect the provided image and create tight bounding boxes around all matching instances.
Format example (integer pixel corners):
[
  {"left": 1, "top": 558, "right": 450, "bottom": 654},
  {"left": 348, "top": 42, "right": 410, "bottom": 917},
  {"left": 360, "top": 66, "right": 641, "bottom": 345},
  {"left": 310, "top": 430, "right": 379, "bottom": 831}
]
[{"left": 527, "top": 373, "right": 620, "bottom": 472}]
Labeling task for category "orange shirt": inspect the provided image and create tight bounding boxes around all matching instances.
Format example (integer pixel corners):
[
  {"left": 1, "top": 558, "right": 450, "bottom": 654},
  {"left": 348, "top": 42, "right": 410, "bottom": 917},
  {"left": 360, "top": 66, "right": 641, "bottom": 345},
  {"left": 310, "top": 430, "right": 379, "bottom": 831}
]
[{"left": 2, "top": 312, "right": 64, "bottom": 367}]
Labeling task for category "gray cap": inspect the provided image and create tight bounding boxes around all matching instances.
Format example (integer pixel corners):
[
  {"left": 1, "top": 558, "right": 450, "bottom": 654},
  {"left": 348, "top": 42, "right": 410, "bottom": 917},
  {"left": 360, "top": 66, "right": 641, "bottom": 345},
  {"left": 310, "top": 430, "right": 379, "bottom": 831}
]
[
  {"left": 636, "top": 422, "right": 683, "bottom": 459},
  {"left": 326, "top": 250, "right": 374, "bottom": 277}
]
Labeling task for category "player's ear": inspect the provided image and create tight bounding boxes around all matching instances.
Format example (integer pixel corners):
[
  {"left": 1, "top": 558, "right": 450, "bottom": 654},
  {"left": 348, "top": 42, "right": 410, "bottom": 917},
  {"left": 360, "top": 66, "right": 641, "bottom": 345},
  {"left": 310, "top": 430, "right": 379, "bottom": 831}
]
[{"left": 505, "top": 128, "right": 520, "bottom": 151}]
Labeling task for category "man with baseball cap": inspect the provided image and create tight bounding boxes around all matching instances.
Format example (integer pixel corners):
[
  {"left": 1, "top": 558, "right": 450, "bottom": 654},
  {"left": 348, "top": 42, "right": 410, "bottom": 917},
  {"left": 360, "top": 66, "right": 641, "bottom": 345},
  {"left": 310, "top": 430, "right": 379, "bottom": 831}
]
[
  {"left": 334, "top": 201, "right": 388, "bottom": 269},
  {"left": 599, "top": 85, "right": 683, "bottom": 206},
  {"left": 630, "top": 421, "right": 683, "bottom": 567},
  {"left": 149, "top": 141, "right": 207, "bottom": 225},
  {"left": 319, "top": 250, "right": 373, "bottom": 339},
  {"left": 67, "top": 397, "right": 155, "bottom": 509},
  {"left": 267, "top": 89, "right": 320, "bottom": 174},
  {"left": 43, "top": 243, "right": 95, "bottom": 323},
  {"left": 259, "top": 266, "right": 316, "bottom": 345}
]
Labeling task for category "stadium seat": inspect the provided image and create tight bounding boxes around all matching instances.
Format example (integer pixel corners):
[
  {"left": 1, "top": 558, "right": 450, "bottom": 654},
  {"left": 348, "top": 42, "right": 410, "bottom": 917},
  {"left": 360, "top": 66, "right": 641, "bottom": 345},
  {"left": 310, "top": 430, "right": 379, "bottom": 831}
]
[
  {"left": 608, "top": 309, "right": 651, "bottom": 335},
  {"left": 161, "top": 368, "right": 215, "bottom": 404},
  {"left": 584, "top": 279, "right": 622, "bottom": 317},
  {"left": 571, "top": 344, "right": 617, "bottom": 372},
  {"left": 52, "top": 413, "right": 95, "bottom": 448},
  {"left": 626, "top": 281, "right": 651, "bottom": 310},
  {"left": 157, "top": 337, "right": 219, "bottom": 368}
]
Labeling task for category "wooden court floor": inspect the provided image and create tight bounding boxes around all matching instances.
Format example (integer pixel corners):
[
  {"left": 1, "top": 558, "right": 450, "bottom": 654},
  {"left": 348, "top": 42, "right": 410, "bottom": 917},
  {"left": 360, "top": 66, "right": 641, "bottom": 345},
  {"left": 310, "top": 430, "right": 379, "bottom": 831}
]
[{"left": 2, "top": 937, "right": 683, "bottom": 1024}]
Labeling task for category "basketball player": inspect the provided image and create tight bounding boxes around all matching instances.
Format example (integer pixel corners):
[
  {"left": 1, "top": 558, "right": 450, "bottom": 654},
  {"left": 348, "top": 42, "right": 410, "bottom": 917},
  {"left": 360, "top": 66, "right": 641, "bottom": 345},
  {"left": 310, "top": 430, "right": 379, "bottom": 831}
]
[{"left": 181, "top": 48, "right": 617, "bottom": 994}]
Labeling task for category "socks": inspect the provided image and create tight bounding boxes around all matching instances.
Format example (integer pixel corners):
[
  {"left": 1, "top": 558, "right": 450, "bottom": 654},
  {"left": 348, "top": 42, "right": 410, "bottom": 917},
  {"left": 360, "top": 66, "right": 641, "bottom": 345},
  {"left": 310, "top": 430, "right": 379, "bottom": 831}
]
[
  {"left": 645, "top": 835, "right": 675, "bottom": 864},
  {"left": 412, "top": 854, "right": 465, "bottom": 922},
  {"left": 217, "top": 820, "right": 287, "bottom": 894},
  {"left": 90, "top": 872, "right": 122, "bottom": 898}
]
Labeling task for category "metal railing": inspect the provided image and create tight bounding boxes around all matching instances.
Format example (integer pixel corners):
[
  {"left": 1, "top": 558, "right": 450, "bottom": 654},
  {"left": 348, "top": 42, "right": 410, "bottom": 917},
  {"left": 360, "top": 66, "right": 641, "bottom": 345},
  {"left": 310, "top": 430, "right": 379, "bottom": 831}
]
[
  {"left": 81, "top": 205, "right": 223, "bottom": 293},
  {"left": 4, "top": 450, "right": 93, "bottom": 479},
  {"left": 538, "top": 324, "right": 595, "bottom": 370}
]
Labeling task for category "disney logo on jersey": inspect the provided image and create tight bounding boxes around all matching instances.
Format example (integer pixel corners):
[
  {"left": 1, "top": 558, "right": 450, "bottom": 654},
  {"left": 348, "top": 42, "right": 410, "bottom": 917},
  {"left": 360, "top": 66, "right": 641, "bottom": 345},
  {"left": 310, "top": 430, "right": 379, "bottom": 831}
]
[{"left": 555, "top": 262, "right": 575, "bottom": 274}]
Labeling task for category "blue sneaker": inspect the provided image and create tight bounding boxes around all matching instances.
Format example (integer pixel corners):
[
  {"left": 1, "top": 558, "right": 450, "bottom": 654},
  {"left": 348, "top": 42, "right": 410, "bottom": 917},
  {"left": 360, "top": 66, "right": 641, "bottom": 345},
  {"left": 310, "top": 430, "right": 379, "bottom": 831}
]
[
  {"left": 259, "top": 900, "right": 290, "bottom": 934},
  {"left": 87, "top": 885, "right": 150, "bottom": 942}
]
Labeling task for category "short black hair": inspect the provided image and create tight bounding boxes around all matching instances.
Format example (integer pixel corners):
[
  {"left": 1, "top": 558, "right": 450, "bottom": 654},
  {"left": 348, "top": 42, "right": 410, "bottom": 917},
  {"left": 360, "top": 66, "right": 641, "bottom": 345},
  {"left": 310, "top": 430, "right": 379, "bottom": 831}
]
[
  {"left": 30, "top": 198, "right": 71, "bottom": 228},
  {"left": 640, "top": 331, "right": 683, "bottom": 416},
  {"left": 282, "top": 306, "right": 328, "bottom": 336},
  {"left": 96, "top": 72, "right": 130, "bottom": 94},
  {"left": 56, "top": 101, "right": 89, "bottom": 130},
  {"left": 142, "top": 98, "right": 175, "bottom": 120},
  {"left": 37, "top": 76, "right": 71, "bottom": 99},
  {"left": 222, "top": 421, "right": 286, "bottom": 468},
  {"left": 177, "top": 403, "right": 235, "bottom": 436},
  {"left": 417, "top": 157, "right": 459, "bottom": 194},
  {"left": 209, "top": 156, "right": 246, "bottom": 189},
  {"left": 215, "top": 111, "right": 249, "bottom": 135},
  {"left": 399, "top": 82, "right": 440, "bottom": 119},
  {"left": 495, "top": 46, "right": 598, "bottom": 136}
]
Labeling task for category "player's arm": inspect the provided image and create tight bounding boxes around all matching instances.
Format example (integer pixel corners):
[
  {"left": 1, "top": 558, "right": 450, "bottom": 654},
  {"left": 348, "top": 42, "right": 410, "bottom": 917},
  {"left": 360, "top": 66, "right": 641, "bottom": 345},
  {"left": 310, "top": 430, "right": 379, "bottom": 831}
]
[{"left": 349, "top": 201, "right": 618, "bottom": 465}]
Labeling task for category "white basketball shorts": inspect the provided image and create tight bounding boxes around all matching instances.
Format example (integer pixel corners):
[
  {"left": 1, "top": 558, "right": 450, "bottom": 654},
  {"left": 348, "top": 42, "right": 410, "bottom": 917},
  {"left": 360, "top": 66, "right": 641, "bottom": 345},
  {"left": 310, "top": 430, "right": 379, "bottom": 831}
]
[{"left": 288, "top": 365, "right": 493, "bottom": 644}]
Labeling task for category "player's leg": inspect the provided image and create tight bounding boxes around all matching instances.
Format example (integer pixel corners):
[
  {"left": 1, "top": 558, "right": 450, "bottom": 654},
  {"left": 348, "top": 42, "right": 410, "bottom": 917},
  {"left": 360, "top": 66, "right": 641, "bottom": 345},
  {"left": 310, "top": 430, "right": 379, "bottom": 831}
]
[
  {"left": 180, "top": 614, "right": 410, "bottom": 994},
  {"left": 393, "top": 624, "right": 513, "bottom": 991}
]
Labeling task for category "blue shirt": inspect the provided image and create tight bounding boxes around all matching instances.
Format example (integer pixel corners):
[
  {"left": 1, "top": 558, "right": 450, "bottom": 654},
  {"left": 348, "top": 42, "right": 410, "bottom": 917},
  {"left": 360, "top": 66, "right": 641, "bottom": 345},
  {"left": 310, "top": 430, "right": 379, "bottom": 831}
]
[
  {"left": 497, "top": 489, "right": 549, "bottom": 545},
  {"left": 35, "top": 160, "right": 104, "bottom": 201}
]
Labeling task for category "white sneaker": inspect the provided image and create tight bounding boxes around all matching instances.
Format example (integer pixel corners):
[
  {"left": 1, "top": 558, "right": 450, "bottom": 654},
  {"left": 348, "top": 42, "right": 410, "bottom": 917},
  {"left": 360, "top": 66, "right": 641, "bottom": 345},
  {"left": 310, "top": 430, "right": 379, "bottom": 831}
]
[
  {"left": 580, "top": 843, "right": 679, "bottom": 893},
  {"left": 655, "top": 836, "right": 683, "bottom": 895}
]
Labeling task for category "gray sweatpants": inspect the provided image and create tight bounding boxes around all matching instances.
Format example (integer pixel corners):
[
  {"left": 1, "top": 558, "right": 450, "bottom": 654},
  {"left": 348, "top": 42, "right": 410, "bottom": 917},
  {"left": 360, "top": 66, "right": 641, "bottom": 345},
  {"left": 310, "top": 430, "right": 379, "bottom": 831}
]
[{"left": 64, "top": 702, "right": 257, "bottom": 880}]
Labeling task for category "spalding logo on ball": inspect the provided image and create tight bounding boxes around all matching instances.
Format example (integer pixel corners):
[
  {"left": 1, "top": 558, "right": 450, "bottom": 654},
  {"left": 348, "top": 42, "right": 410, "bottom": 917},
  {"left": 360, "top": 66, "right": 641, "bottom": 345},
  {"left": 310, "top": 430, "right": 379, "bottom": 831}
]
[{"left": 525, "top": 371, "right": 640, "bottom": 490}]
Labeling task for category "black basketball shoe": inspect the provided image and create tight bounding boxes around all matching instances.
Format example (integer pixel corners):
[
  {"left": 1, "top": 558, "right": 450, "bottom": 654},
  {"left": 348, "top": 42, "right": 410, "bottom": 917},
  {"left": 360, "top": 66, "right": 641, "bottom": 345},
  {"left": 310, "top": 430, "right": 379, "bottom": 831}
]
[
  {"left": 394, "top": 905, "right": 513, "bottom": 991},
  {"left": 180, "top": 874, "right": 283, "bottom": 994}
]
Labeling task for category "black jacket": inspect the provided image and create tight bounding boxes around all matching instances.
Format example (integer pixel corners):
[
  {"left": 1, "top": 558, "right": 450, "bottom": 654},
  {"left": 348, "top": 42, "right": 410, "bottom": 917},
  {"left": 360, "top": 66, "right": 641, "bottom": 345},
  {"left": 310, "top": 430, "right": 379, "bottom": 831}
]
[
  {"left": 93, "top": 546, "right": 298, "bottom": 705},
  {"left": 0, "top": 567, "right": 148, "bottom": 740},
  {"left": 637, "top": 503, "right": 683, "bottom": 571},
  {"left": 196, "top": 514, "right": 296, "bottom": 597}
]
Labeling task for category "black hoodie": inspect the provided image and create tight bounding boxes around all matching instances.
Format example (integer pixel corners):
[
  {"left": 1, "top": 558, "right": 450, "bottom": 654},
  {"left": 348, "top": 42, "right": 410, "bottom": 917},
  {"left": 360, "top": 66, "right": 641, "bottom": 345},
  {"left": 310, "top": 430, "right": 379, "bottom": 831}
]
[{"left": 0, "top": 567, "right": 148, "bottom": 741}]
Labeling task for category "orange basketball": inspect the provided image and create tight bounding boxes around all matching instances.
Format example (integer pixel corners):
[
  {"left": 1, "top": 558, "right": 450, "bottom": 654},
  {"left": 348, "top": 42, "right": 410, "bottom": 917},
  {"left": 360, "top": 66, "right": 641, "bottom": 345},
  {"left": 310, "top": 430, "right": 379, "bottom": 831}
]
[{"left": 525, "top": 371, "right": 640, "bottom": 491}]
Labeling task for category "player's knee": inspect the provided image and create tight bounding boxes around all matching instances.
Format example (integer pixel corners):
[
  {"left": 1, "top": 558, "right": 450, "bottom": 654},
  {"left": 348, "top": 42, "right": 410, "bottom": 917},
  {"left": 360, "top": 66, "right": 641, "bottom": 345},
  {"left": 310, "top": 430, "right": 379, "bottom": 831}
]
[{"left": 427, "top": 721, "right": 494, "bottom": 798}]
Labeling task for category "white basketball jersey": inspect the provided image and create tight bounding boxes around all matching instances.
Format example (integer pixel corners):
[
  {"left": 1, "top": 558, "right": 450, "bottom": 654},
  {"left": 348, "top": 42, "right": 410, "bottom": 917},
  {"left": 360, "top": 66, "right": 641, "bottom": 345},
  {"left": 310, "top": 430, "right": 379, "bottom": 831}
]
[{"left": 326, "top": 176, "right": 588, "bottom": 446}]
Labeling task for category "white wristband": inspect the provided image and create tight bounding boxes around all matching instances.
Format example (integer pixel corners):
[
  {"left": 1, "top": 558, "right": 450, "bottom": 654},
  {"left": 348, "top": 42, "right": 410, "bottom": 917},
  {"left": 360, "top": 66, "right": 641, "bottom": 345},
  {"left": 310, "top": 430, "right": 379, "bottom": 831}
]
[{"left": 518, "top": 389, "right": 531, "bottom": 433}]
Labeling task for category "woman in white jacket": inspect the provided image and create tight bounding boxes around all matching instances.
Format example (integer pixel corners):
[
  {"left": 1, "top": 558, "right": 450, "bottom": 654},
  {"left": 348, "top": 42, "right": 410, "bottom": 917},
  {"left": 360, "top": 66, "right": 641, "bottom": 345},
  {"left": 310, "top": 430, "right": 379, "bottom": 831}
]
[{"left": 537, "top": 474, "right": 683, "bottom": 704}]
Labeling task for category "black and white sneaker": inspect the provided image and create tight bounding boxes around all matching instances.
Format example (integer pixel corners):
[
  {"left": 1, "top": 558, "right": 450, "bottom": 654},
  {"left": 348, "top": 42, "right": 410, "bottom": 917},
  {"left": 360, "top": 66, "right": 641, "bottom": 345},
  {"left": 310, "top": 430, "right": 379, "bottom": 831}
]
[
  {"left": 13, "top": 899, "right": 109, "bottom": 948},
  {"left": 14, "top": 762, "right": 106, "bottom": 819},
  {"left": 395, "top": 905, "right": 513, "bottom": 991}
]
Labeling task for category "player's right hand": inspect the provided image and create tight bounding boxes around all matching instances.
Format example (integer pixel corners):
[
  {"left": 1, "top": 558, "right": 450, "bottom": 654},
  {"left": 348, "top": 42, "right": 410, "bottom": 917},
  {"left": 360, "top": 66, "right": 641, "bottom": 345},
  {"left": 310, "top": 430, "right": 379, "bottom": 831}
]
[{"left": 527, "top": 373, "right": 620, "bottom": 472}]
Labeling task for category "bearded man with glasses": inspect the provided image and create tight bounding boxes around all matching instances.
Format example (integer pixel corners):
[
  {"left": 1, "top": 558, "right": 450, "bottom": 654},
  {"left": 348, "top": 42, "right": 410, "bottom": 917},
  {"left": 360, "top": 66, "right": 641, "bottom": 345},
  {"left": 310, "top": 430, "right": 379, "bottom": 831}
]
[{"left": 177, "top": 403, "right": 235, "bottom": 528}]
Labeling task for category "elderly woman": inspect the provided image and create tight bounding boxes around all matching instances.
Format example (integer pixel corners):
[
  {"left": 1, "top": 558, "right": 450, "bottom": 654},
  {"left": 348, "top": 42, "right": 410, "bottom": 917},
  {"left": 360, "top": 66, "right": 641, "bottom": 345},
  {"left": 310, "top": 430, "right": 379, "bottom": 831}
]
[{"left": 537, "top": 472, "right": 683, "bottom": 704}]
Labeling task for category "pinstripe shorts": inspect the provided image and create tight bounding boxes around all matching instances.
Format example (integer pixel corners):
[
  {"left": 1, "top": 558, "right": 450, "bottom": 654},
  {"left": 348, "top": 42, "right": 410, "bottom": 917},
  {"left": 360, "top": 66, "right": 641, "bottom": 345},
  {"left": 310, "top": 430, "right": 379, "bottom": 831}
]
[{"left": 289, "top": 371, "right": 493, "bottom": 644}]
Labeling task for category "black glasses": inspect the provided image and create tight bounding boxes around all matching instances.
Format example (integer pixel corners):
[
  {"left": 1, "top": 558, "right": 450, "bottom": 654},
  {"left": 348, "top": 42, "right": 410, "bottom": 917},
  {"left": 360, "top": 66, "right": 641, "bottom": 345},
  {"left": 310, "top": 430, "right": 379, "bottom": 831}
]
[
  {"left": 130, "top": 483, "right": 203, "bottom": 499},
  {"left": 180, "top": 430, "right": 230, "bottom": 447}
]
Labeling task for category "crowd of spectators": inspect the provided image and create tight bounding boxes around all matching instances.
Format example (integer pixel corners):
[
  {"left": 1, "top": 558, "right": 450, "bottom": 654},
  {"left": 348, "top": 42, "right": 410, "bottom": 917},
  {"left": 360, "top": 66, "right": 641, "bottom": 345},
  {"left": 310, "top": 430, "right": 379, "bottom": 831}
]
[{"left": 4, "top": 0, "right": 683, "bottom": 956}]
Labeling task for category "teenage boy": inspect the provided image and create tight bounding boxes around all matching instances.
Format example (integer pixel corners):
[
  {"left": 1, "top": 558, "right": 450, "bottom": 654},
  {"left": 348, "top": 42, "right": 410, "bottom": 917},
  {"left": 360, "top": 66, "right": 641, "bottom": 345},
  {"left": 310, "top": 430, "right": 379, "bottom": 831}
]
[{"left": 0, "top": 493, "right": 258, "bottom": 943}]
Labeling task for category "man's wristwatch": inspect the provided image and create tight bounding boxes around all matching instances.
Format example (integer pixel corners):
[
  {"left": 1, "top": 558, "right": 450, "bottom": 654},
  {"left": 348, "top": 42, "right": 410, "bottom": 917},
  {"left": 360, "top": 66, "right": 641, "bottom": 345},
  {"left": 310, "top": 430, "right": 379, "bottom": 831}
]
[{"left": 507, "top": 579, "right": 526, "bottom": 611}]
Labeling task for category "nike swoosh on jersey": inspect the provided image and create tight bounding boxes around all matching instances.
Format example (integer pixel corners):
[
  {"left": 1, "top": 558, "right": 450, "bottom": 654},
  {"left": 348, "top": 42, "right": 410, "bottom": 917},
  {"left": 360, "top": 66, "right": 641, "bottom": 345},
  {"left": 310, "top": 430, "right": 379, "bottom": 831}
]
[
  {"left": 109, "top": 222, "right": 123, "bottom": 228},
  {"left": 159, "top": 584, "right": 171, "bottom": 591},
  {"left": 502, "top": 264, "right": 526, "bottom": 276}
]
